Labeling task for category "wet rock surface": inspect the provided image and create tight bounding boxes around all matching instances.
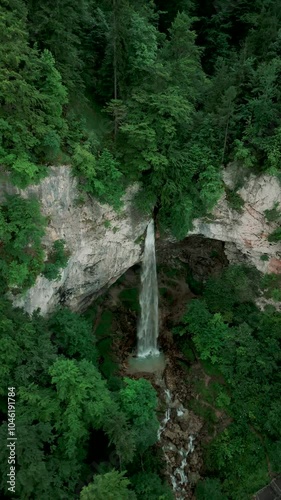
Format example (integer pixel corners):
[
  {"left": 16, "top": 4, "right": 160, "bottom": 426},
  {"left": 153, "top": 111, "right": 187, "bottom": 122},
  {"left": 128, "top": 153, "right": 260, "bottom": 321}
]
[{"left": 155, "top": 361, "right": 204, "bottom": 500}]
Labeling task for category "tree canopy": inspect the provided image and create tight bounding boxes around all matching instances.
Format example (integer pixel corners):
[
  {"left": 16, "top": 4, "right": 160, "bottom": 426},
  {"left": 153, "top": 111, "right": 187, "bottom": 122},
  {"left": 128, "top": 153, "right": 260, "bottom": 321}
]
[{"left": 3, "top": 0, "right": 281, "bottom": 235}]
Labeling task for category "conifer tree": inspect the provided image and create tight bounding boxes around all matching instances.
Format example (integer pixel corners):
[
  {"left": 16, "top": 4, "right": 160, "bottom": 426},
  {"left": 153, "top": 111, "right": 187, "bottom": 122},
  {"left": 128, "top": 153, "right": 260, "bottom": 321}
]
[{"left": 0, "top": 0, "right": 68, "bottom": 185}]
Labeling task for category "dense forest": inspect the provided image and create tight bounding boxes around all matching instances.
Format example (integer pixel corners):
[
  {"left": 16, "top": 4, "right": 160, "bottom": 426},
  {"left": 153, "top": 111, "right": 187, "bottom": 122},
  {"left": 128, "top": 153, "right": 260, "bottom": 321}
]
[
  {"left": 2, "top": 0, "right": 281, "bottom": 236},
  {"left": 0, "top": 0, "right": 281, "bottom": 498}
]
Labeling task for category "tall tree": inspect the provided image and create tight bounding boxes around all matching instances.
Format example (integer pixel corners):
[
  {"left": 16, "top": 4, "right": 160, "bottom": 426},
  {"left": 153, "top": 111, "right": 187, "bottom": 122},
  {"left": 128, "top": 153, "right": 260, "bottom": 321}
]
[
  {"left": 25, "top": 0, "right": 88, "bottom": 96},
  {"left": 0, "top": 0, "right": 68, "bottom": 185},
  {"left": 0, "top": 195, "right": 46, "bottom": 290},
  {"left": 117, "top": 12, "right": 222, "bottom": 237},
  {"left": 80, "top": 470, "right": 136, "bottom": 500}
]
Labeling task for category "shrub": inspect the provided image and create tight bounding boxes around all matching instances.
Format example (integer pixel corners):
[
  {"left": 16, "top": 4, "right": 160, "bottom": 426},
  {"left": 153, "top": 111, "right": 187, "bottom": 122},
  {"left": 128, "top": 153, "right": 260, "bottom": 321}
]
[
  {"left": 43, "top": 240, "right": 68, "bottom": 280},
  {"left": 264, "top": 202, "right": 281, "bottom": 222},
  {"left": 268, "top": 227, "right": 281, "bottom": 242}
]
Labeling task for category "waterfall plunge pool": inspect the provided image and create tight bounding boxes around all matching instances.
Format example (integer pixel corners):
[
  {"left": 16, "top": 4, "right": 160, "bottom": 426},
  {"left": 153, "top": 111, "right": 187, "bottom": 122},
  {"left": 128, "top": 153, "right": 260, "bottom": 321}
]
[{"left": 127, "top": 352, "right": 166, "bottom": 374}]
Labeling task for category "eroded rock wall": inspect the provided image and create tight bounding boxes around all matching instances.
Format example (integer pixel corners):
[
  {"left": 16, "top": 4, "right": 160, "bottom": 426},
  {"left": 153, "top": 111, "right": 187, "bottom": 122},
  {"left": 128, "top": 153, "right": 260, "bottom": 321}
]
[
  {"left": 189, "top": 168, "right": 281, "bottom": 273},
  {"left": 1, "top": 166, "right": 148, "bottom": 314},
  {"left": 2, "top": 164, "right": 281, "bottom": 315}
]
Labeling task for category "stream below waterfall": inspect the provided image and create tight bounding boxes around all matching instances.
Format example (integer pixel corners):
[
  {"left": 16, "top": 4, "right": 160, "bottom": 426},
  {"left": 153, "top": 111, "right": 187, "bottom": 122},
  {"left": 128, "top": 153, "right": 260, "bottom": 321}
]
[
  {"left": 155, "top": 380, "right": 199, "bottom": 500},
  {"left": 102, "top": 232, "right": 219, "bottom": 497}
]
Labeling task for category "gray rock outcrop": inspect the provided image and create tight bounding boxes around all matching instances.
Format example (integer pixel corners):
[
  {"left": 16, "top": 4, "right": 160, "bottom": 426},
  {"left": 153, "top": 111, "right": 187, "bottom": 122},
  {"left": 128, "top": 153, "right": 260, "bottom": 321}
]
[
  {"left": 2, "top": 163, "right": 281, "bottom": 316},
  {"left": 189, "top": 167, "right": 281, "bottom": 274},
  {"left": 1, "top": 166, "right": 148, "bottom": 314}
]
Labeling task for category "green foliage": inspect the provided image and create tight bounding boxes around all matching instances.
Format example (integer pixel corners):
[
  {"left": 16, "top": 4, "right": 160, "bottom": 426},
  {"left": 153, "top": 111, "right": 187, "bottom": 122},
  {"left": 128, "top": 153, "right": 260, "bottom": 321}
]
[
  {"left": 26, "top": 0, "right": 88, "bottom": 97},
  {"left": 73, "top": 145, "right": 124, "bottom": 209},
  {"left": 206, "top": 425, "right": 269, "bottom": 499},
  {"left": 203, "top": 265, "right": 261, "bottom": 317},
  {"left": 261, "top": 273, "right": 281, "bottom": 301},
  {"left": 48, "top": 358, "right": 114, "bottom": 457},
  {"left": 80, "top": 470, "right": 136, "bottom": 500},
  {"left": 43, "top": 239, "right": 68, "bottom": 280},
  {"left": 195, "top": 478, "right": 226, "bottom": 500},
  {"left": 3, "top": 0, "right": 281, "bottom": 231},
  {"left": 0, "top": 293, "right": 169, "bottom": 498},
  {"left": 0, "top": 195, "right": 46, "bottom": 290},
  {"left": 0, "top": 298, "right": 56, "bottom": 395},
  {"left": 225, "top": 188, "right": 245, "bottom": 213},
  {"left": 186, "top": 303, "right": 230, "bottom": 363},
  {"left": 267, "top": 227, "right": 281, "bottom": 242},
  {"left": 48, "top": 308, "right": 97, "bottom": 363},
  {"left": 175, "top": 264, "right": 281, "bottom": 498},
  {"left": 119, "top": 378, "right": 159, "bottom": 453},
  {"left": 0, "top": 1, "right": 68, "bottom": 185},
  {"left": 115, "top": 11, "right": 223, "bottom": 238},
  {"left": 3, "top": 1, "right": 281, "bottom": 496},
  {"left": 260, "top": 254, "right": 269, "bottom": 261},
  {"left": 264, "top": 202, "right": 281, "bottom": 222},
  {"left": 132, "top": 472, "right": 173, "bottom": 500}
]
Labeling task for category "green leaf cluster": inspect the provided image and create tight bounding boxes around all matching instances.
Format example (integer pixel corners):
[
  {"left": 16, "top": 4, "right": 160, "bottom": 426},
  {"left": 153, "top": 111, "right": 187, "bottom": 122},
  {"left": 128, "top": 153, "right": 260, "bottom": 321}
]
[
  {"left": 0, "top": 295, "right": 166, "bottom": 498},
  {"left": 43, "top": 239, "right": 69, "bottom": 281},
  {"left": 175, "top": 265, "right": 281, "bottom": 498},
  {"left": 73, "top": 145, "right": 124, "bottom": 209},
  {"left": 0, "top": 195, "right": 46, "bottom": 290},
  {"left": 80, "top": 470, "right": 136, "bottom": 500},
  {"left": 119, "top": 378, "right": 159, "bottom": 453},
  {"left": 0, "top": 1, "right": 68, "bottom": 185}
]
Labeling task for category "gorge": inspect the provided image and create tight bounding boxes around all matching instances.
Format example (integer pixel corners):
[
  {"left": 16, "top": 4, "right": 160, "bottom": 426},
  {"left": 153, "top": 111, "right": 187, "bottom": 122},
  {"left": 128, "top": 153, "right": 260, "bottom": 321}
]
[
  {"left": 1, "top": 165, "right": 280, "bottom": 499},
  {"left": 1, "top": 1, "right": 281, "bottom": 497}
]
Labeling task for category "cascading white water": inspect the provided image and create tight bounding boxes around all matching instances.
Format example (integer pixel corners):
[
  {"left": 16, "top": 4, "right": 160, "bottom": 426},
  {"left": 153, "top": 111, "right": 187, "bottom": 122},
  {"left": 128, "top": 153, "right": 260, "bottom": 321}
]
[
  {"left": 137, "top": 220, "right": 160, "bottom": 358},
  {"left": 158, "top": 386, "right": 196, "bottom": 499}
]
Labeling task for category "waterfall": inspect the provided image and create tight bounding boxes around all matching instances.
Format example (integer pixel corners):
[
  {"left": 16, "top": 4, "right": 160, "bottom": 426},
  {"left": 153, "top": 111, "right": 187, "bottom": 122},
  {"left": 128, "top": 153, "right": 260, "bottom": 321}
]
[{"left": 137, "top": 220, "right": 160, "bottom": 358}]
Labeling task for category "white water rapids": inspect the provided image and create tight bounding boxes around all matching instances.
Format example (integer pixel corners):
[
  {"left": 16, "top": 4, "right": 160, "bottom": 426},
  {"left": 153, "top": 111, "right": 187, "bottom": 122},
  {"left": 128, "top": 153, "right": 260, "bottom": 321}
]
[
  {"left": 137, "top": 220, "right": 160, "bottom": 358},
  {"left": 158, "top": 386, "right": 195, "bottom": 499}
]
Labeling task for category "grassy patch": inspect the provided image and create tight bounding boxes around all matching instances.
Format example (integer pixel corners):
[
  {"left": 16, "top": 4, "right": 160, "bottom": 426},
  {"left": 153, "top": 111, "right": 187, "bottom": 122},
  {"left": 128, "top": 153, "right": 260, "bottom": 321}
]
[
  {"left": 103, "top": 220, "right": 111, "bottom": 229},
  {"left": 134, "top": 234, "right": 145, "bottom": 245},
  {"left": 260, "top": 254, "right": 269, "bottom": 261}
]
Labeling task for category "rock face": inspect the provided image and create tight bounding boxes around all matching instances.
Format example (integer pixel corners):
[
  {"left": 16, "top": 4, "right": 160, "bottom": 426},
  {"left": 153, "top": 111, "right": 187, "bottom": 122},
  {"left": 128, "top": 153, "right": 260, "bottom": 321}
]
[
  {"left": 189, "top": 167, "right": 281, "bottom": 273},
  {"left": 2, "top": 164, "right": 281, "bottom": 315},
  {"left": 1, "top": 166, "right": 148, "bottom": 314}
]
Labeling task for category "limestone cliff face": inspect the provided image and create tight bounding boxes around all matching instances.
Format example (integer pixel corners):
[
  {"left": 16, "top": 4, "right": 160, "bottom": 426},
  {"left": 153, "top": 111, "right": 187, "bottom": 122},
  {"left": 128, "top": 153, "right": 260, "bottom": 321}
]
[
  {"left": 2, "top": 166, "right": 148, "bottom": 314},
  {"left": 189, "top": 166, "right": 281, "bottom": 274},
  {"left": 2, "top": 164, "right": 281, "bottom": 315}
]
